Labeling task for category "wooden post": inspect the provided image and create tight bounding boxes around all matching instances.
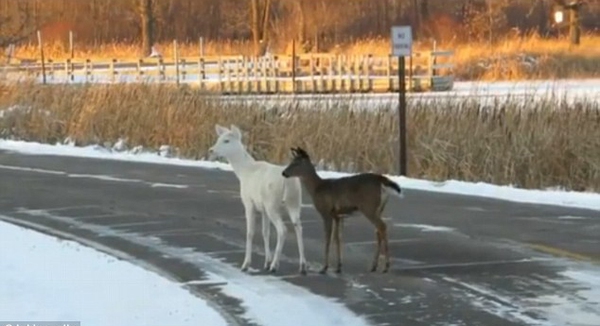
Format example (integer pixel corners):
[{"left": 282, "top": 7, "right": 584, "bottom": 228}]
[
  {"left": 84, "top": 59, "right": 91, "bottom": 83},
  {"left": 236, "top": 57, "right": 242, "bottom": 94},
  {"left": 137, "top": 59, "right": 143, "bottom": 82},
  {"left": 398, "top": 55, "right": 407, "bottom": 176},
  {"left": 198, "top": 57, "right": 205, "bottom": 90},
  {"left": 69, "top": 30, "right": 74, "bottom": 59},
  {"left": 273, "top": 55, "right": 279, "bottom": 93},
  {"left": 568, "top": 3, "right": 581, "bottom": 46},
  {"left": 181, "top": 58, "right": 187, "bottom": 82},
  {"left": 110, "top": 59, "right": 116, "bottom": 83},
  {"left": 226, "top": 57, "right": 232, "bottom": 93},
  {"left": 173, "top": 40, "right": 180, "bottom": 86},
  {"left": 65, "top": 59, "right": 71, "bottom": 83},
  {"left": 310, "top": 55, "right": 316, "bottom": 92},
  {"left": 386, "top": 55, "right": 393, "bottom": 91},
  {"left": 367, "top": 54, "right": 374, "bottom": 91},
  {"left": 37, "top": 30, "right": 46, "bottom": 85},
  {"left": 291, "top": 39, "right": 296, "bottom": 94},
  {"left": 391, "top": 25, "right": 412, "bottom": 176},
  {"left": 217, "top": 56, "right": 223, "bottom": 93}
]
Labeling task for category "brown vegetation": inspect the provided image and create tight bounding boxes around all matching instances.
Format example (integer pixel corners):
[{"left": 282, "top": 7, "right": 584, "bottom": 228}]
[
  {"left": 3, "top": 1, "right": 600, "bottom": 81},
  {"left": 1, "top": 83, "right": 599, "bottom": 192}
]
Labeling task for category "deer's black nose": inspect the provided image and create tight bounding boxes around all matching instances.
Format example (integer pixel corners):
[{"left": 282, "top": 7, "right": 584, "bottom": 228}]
[{"left": 282, "top": 171, "right": 288, "bottom": 177}]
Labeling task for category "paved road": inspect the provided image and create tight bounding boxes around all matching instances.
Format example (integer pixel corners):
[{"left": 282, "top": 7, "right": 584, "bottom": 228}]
[{"left": 1, "top": 150, "right": 599, "bottom": 326}]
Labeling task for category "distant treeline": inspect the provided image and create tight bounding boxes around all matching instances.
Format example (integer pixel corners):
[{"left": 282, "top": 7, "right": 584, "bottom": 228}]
[{"left": 1, "top": 0, "right": 599, "bottom": 51}]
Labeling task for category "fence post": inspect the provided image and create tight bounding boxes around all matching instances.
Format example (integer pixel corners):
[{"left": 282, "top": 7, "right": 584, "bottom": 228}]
[
  {"left": 65, "top": 59, "right": 71, "bottom": 83},
  {"left": 137, "top": 59, "right": 143, "bottom": 82},
  {"left": 173, "top": 40, "right": 180, "bottom": 86},
  {"left": 69, "top": 30, "right": 74, "bottom": 59},
  {"left": 291, "top": 39, "right": 296, "bottom": 94},
  {"left": 198, "top": 57, "right": 205, "bottom": 90},
  {"left": 110, "top": 59, "right": 116, "bottom": 83},
  {"left": 84, "top": 59, "right": 90, "bottom": 83},
  {"left": 37, "top": 30, "right": 46, "bottom": 84}
]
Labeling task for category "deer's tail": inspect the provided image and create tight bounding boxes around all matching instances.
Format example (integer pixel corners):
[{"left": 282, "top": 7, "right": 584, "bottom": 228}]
[{"left": 379, "top": 176, "right": 404, "bottom": 199}]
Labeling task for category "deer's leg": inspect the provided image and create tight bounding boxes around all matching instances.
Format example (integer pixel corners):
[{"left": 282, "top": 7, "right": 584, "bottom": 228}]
[
  {"left": 333, "top": 217, "right": 343, "bottom": 273},
  {"left": 370, "top": 228, "right": 382, "bottom": 272},
  {"left": 286, "top": 204, "right": 307, "bottom": 275},
  {"left": 266, "top": 207, "right": 286, "bottom": 273},
  {"left": 372, "top": 219, "right": 389, "bottom": 273},
  {"left": 382, "top": 225, "right": 391, "bottom": 273},
  {"left": 377, "top": 201, "right": 391, "bottom": 273},
  {"left": 319, "top": 217, "right": 333, "bottom": 274},
  {"left": 261, "top": 212, "right": 272, "bottom": 270},
  {"left": 241, "top": 201, "right": 257, "bottom": 272}
]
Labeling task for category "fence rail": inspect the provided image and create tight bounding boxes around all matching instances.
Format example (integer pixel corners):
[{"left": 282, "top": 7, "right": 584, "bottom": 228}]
[{"left": 2, "top": 49, "right": 454, "bottom": 94}]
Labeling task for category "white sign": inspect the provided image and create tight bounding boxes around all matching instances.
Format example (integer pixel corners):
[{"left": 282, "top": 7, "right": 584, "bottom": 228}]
[{"left": 391, "top": 26, "right": 413, "bottom": 56}]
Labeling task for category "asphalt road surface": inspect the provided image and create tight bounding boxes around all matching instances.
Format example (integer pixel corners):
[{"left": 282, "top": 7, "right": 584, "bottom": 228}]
[{"left": 1, "top": 150, "right": 599, "bottom": 326}]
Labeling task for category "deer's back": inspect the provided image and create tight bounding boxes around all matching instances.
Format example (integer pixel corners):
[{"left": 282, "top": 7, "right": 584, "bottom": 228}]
[{"left": 313, "top": 173, "right": 386, "bottom": 215}]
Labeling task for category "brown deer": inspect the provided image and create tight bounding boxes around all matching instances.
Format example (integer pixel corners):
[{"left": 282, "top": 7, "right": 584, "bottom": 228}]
[{"left": 281, "top": 147, "right": 404, "bottom": 274}]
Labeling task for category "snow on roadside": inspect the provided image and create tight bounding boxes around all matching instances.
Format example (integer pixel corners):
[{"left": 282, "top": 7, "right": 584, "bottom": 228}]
[
  {"left": 1, "top": 139, "right": 599, "bottom": 211},
  {"left": 0, "top": 219, "right": 229, "bottom": 326},
  {"left": 10, "top": 208, "right": 374, "bottom": 326}
]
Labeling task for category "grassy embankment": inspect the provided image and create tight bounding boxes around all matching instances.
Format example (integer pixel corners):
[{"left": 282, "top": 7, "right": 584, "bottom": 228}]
[
  {"left": 7, "top": 33, "right": 600, "bottom": 81},
  {"left": 1, "top": 83, "right": 598, "bottom": 192}
]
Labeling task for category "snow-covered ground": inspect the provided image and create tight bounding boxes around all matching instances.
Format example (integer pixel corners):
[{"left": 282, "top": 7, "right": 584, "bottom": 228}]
[
  {"left": 1, "top": 139, "right": 599, "bottom": 211},
  {"left": 3, "top": 62, "right": 599, "bottom": 106},
  {"left": 0, "top": 219, "right": 229, "bottom": 326}
]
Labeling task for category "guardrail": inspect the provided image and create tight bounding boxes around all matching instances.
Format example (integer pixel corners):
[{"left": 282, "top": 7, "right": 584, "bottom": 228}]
[{"left": 2, "top": 50, "right": 454, "bottom": 94}]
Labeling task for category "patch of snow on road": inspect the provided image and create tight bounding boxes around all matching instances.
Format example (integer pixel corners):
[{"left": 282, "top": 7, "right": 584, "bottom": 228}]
[
  {"left": 0, "top": 220, "right": 228, "bottom": 326},
  {"left": 444, "top": 270, "right": 600, "bottom": 326},
  {"left": 394, "top": 223, "right": 455, "bottom": 232},
  {"left": 1, "top": 139, "right": 599, "bottom": 211},
  {"left": 0, "top": 163, "right": 188, "bottom": 189},
  {"left": 557, "top": 215, "right": 589, "bottom": 220},
  {"left": 524, "top": 269, "right": 600, "bottom": 326}
]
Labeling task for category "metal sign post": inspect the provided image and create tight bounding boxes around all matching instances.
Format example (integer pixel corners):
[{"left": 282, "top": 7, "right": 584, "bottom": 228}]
[{"left": 391, "top": 26, "right": 412, "bottom": 176}]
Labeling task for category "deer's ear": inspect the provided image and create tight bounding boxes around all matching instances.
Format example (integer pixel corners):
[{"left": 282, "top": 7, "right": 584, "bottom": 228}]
[
  {"left": 215, "top": 124, "right": 229, "bottom": 136},
  {"left": 230, "top": 125, "right": 242, "bottom": 139}
]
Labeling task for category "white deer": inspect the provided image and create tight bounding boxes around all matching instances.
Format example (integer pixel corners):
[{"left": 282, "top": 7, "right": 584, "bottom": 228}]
[{"left": 208, "top": 124, "right": 307, "bottom": 274}]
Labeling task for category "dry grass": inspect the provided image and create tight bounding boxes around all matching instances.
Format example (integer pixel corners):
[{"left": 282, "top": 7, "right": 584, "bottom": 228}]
[
  {"left": 1, "top": 82, "right": 599, "bottom": 192},
  {"left": 6, "top": 33, "right": 600, "bottom": 81}
]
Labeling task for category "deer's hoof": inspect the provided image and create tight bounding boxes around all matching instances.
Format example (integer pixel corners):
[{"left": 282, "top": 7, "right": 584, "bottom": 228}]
[
  {"left": 299, "top": 266, "right": 307, "bottom": 275},
  {"left": 269, "top": 267, "right": 277, "bottom": 274},
  {"left": 241, "top": 266, "right": 249, "bottom": 272},
  {"left": 318, "top": 267, "right": 328, "bottom": 274}
]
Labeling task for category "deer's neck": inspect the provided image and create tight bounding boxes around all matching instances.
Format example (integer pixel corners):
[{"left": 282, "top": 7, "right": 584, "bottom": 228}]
[
  {"left": 225, "top": 147, "right": 256, "bottom": 177},
  {"left": 299, "top": 166, "right": 323, "bottom": 197}
]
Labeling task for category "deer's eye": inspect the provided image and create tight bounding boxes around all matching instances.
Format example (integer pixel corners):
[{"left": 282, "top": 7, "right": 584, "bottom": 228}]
[{"left": 224, "top": 140, "right": 230, "bottom": 144}]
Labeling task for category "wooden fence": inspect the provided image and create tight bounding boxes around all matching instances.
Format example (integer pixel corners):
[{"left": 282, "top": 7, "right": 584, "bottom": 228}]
[{"left": 3, "top": 49, "right": 454, "bottom": 94}]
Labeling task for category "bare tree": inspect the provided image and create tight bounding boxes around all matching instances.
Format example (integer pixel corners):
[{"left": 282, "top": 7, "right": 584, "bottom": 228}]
[
  {"left": 139, "top": 0, "right": 154, "bottom": 56},
  {"left": 250, "top": 0, "right": 271, "bottom": 56},
  {"left": 0, "top": 1, "right": 37, "bottom": 48}
]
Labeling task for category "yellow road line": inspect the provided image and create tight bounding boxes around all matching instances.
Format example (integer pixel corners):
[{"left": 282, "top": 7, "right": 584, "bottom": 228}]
[{"left": 528, "top": 243, "right": 598, "bottom": 263}]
